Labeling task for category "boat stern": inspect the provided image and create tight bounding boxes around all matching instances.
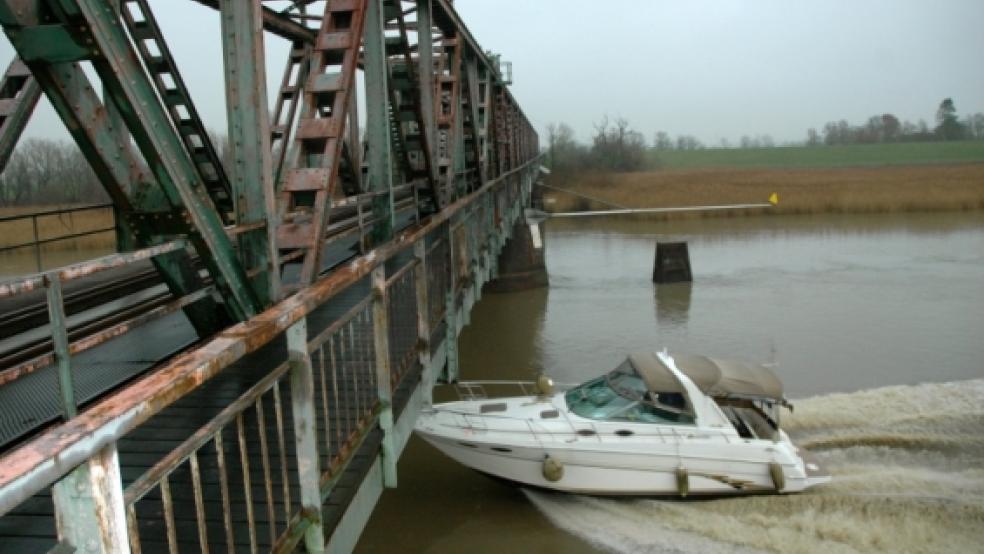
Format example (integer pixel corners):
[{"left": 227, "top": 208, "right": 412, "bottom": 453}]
[{"left": 798, "top": 448, "right": 832, "bottom": 489}]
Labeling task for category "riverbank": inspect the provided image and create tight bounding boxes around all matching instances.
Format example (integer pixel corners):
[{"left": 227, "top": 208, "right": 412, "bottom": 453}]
[{"left": 543, "top": 163, "right": 984, "bottom": 218}]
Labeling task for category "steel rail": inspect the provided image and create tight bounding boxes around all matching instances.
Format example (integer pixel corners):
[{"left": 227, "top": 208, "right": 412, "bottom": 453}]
[
  {"left": 0, "top": 287, "right": 213, "bottom": 389},
  {"left": 0, "top": 289, "right": 171, "bottom": 371},
  {"left": 0, "top": 240, "right": 188, "bottom": 299},
  {"left": 0, "top": 197, "right": 415, "bottom": 374},
  {"left": 0, "top": 268, "right": 162, "bottom": 339},
  {"left": 0, "top": 155, "right": 541, "bottom": 515}
]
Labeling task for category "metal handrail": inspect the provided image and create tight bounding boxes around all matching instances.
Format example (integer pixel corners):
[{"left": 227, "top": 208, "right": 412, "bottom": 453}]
[
  {"left": 0, "top": 239, "right": 198, "bottom": 422},
  {"left": 0, "top": 239, "right": 187, "bottom": 299},
  {"left": 0, "top": 155, "right": 543, "bottom": 516},
  {"left": 449, "top": 379, "right": 578, "bottom": 401}
]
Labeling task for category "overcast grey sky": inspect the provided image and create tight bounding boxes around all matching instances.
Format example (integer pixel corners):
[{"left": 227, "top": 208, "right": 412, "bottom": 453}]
[{"left": 2, "top": 0, "right": 982, "bottom": 146}]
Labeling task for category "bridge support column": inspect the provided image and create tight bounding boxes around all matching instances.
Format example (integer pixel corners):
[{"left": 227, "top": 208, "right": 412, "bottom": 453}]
[
  {"left": 444, "top": 287, "right": 460, "bottom": 382},
  {"left": 286, "top": 318, "right": 326, "bottom": 553},
  {"left": 444, "top": 222, "right": 460, "bottom": 383},
  {"left": 45, "top": 273, "right": 76, "bottom": 419},
  {"left": 220, "top": 0, "right": 281, "bottom": 304},
  {"left": 414, "top": 241, "right": 433, "bottom": 404},
  {"left": 484, "top": 218, "right": 548, "bottom": 293},
  {"left": 371, "top": 267, "right": 398, "bottom": 488},
  {"left": 51, "top": 444, "right": 129, "bottom": 554},
  {"left": 365, "top": 0, "right": 395, "bottom": 244}
]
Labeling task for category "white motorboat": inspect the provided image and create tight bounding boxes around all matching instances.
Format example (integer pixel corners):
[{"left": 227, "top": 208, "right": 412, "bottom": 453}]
[{"left": 415, "top": 350, "right": 831, "bottom": 496}]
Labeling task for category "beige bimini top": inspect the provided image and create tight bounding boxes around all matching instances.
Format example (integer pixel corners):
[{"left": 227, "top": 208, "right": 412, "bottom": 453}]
[{"left": 627, "top": 351, "right": 784, "bottom": 401}]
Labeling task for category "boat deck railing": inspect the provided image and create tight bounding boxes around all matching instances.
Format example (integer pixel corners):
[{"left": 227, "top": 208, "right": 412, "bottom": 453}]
[{"left": 450, "top": 379, "right": 579, "bottom": 401}]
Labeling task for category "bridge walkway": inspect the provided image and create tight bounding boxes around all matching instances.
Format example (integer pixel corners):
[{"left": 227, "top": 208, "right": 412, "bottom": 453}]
[
  {"left": 0, "top": 250, "right": 425, "bottom": 553},
  {"left": 0, "top": 213, "right": 419, "bottom": 450}
]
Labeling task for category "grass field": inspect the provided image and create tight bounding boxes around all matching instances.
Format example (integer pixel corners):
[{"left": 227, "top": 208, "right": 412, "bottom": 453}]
[
  {"left": 545, "top": 164, "right": 984, "bottom": 217},
  {"left": 651, "top": 140, "right": 984, "bottom": 169}
]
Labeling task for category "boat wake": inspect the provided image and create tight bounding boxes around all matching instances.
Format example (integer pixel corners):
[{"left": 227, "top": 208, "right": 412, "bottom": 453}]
[{"left": 524, "top": 378, "right": 984, "bottom": 554}]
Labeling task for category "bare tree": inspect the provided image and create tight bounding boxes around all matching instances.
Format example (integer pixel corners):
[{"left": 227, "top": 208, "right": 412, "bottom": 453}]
[
  {"left": 653, "top": 131, "right": 673, "bottom": 151},
  {"left": 590, "top": 116, "right": 646, "bottom": 171},
  {"left": 545, "top": 122, "right": 585, "bottom": 174},
  {"left": 0, "top": 138, "right": 105, "bottom": 207},
  {"left": 806, "top": 128, "right": 820, "bottom": 146}
]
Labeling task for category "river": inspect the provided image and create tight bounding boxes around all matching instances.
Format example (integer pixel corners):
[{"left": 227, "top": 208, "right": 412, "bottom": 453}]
[{"left": 357, "top": 212, "right": 984, "bottom": 553}]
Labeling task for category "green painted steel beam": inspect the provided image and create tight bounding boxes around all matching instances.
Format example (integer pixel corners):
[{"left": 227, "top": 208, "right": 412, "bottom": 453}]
[
  {"left": 51, "top": 445, "right": 130, "bottom": 554},
  {"left": 46, "top": 0, "right": 262, "bottom": 321},
  {"left": 364, "top": 0, "right": 395, "bottom": 245},
  {"left": 0, "top": 3, "right": 227, "bottom": 336},
  {"left": 219, "top": 0, "right": 280, "bottom": 305},
  {"left": 371, "top": 267, "right": 397, "bottom": 487},
  {"left": 286, "top": 317, "right": 326, "bottom": 553},
  {"left": 45, "top": 272, "right": 76, "bottom": 420},
  {"left": 121, "top": 0, "right": 236, "bottom": 224},
  {"left": 189, "top": 0, "right": 316, "bottom": 45},
  {"left": 0, "top": 58, "right": 40, "bottom": 173},
  {"left": 452, "top": 83, "right": 467, "bottom": 197},
  {"left": 416, "top": 0, "right": 437, "bottom": 184}
]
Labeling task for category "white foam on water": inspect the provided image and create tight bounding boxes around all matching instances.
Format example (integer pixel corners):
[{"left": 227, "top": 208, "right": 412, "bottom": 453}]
[{"left": 524, "top": 379, "right": 984, "bottom": 553}]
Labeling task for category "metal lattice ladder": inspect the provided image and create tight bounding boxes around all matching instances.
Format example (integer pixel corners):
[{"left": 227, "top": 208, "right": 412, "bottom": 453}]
[
  {"left": 120, "top": 0, "right": 235, "bottom": 224},
  {"left": 271, "top": 40, "right": 312, "bottom": 188},
  {"left": 435, "top": 35, "right": 462, "bottom": 205},
  {"left": 384, "top": 0, "right": 440, "bottom": 210},
  {"left": 277, "top": 0, "right": 369, "bottom": 288}
]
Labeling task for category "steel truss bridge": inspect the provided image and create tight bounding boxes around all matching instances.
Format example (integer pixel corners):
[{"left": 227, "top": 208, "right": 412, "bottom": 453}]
[{"left": 0, "top": 1, "right": 539, "bottom": 552}]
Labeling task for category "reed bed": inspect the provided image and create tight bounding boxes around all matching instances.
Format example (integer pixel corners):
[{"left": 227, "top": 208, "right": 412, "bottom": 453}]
[
  {"left": 0, "top": 204, "right": 117, "bottom": 251},
  {"left": 545, "top": 164, "right": 984, "bottom": 218}
]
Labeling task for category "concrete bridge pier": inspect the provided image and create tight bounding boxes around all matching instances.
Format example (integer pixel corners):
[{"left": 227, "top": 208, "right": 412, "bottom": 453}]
[{"left": 485, "top": 219, "right": 549, "bottom": 293}]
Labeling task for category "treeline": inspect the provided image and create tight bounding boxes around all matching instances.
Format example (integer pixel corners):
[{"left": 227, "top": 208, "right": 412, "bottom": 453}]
[
  {"left": 809, "top": 98, "right": 984, "bottom": 146},
  {"left": 0, "top": 139, "right": 106, "bottom": 207},
  {"left": 547, "top": 117, "right": 649, "bottom": 174},
  {"left": 547, "top": 97, "right": 984, "bottom": 175}
]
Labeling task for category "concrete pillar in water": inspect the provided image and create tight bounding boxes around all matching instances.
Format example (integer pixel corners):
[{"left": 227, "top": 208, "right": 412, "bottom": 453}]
[
  {"left": 653, "top": 242, "right": 693, "bottom": 283},
  {"left": 485, "top": 219, "right": 549, "bottom": 293}
]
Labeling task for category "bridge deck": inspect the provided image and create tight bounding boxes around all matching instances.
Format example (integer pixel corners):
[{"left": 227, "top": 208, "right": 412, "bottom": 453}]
[
  {"left": 0, "top": 256, "right": 424, "bottom": 552},
  {"left": 0, "top": 0, "right": 540, "bottom": 549},
  {"left": 0, "top": 226, "right": 388, "bottom": 450}
]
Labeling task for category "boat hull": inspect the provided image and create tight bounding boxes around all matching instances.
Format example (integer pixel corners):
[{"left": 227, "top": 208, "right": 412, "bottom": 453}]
[{"left": 416, "top": 427, "right": 830, "bottom": 496}]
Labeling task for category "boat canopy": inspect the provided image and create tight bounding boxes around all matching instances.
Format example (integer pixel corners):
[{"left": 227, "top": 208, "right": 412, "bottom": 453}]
[{"left": 627, "top": 352, "right": 784, "bottom": 402}]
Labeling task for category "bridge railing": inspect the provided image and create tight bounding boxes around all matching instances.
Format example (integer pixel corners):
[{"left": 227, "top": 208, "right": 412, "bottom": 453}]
[
  {"left": 0, "top": 157, "right": 540, "bottom": 553},
  {"left": 0, "top": 239, "right": 206, "bottom": 417}
]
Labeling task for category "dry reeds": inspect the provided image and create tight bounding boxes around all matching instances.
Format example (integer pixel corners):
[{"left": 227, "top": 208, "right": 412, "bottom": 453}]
[
  {"left": 545, "top": 164, "right": 984, "bottom": 218},
  {"left": 0, "top": 205, "right": 116, "bottom": 251}
]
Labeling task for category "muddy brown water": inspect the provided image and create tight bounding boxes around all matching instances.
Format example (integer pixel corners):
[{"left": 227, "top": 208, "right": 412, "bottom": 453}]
[{"left": 358, "top": 212, "right": 984, "bottom": 553}]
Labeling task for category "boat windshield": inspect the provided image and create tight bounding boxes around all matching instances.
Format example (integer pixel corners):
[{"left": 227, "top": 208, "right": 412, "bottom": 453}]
[{"left": 564, "top": 362, "right": 694, "bottom": 424}]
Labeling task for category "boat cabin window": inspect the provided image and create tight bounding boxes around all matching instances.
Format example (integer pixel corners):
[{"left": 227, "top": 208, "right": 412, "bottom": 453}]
[
  {"left": 715, "top": 398, "right": 779, "bottom": 440},
  {"left": 564, "top": 363, "right": 694, "bottom": 424}
]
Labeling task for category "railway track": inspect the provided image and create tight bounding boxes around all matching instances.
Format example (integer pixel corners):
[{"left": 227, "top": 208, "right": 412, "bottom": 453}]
[{"left": 0, "top": 191, "right": 420, "bottom": 374}]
